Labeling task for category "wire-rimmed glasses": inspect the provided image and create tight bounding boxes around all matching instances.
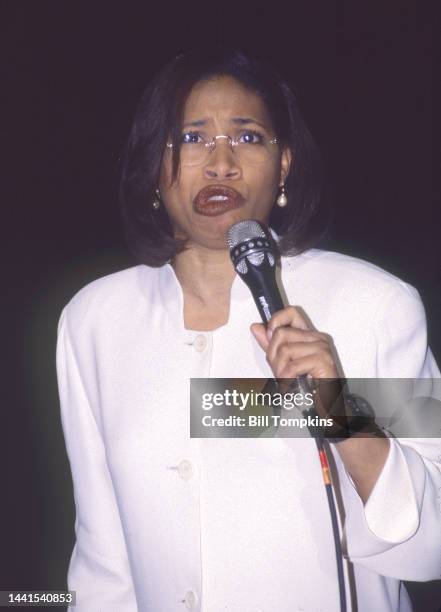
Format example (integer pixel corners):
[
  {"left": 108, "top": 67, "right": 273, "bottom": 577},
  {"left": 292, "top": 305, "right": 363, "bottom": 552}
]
[{"left": 166, "top": 131, "right": 279, "bottom": 167}]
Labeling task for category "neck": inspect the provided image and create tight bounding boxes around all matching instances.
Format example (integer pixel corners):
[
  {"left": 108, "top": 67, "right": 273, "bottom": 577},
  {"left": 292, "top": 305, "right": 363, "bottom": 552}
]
[{"left": 172, "top": 243, "right": 236, "bottom": 305}]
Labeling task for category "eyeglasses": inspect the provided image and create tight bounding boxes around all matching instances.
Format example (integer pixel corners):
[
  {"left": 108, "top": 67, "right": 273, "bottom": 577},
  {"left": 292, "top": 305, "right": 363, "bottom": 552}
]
[{"left": 166, "top": 130, "right": 279, "bottom": 167}]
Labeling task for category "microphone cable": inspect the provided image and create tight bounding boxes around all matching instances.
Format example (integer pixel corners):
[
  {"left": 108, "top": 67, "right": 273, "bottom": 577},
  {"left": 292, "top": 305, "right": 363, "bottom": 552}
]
[{"left": 227, "top": 219, "right": 348, "bottom": 612}]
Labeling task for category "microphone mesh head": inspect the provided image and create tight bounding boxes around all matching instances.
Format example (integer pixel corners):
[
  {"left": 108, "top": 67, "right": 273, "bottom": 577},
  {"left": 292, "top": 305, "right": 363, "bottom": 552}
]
[
  {"left": 227, "top": 219, "right": 276, "bottom": 274},
  {"left": 226, "top": 219, "right": 267, "bottom": 249}
]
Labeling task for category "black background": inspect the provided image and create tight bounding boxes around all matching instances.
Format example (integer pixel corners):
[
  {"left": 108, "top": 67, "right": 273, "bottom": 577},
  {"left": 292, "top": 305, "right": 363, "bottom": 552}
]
[{"left": 1, "top": 1, "right": 440, "bottom": 610}]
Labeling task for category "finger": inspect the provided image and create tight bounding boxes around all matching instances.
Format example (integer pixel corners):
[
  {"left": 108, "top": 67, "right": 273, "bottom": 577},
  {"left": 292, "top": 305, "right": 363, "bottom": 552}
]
[
  {"left": 277, "top": 353, "right": 338, "bottom": 380},
  {"left": 250, "top": 323, "right": 269, "bottom": 351},
  {"left": 275, "top": 341, "right": 328, "bottom": 363},
  {"left": 267, "top": 306, "right": 310, "bottom": 338},
  {"left": 266, "top": 327, "right": 327, "bottom": 365},
  {"left": 269, "top": 340, "right": 329, "bottom": 378}
]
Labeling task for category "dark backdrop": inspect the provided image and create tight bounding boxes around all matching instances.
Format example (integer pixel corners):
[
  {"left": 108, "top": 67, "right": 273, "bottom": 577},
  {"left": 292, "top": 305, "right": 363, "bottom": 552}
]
[{"left": 2, "top": 2, "right": 440, "bottom": 611}]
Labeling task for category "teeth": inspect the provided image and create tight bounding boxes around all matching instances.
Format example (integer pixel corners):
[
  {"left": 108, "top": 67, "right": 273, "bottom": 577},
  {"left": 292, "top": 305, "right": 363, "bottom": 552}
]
[{"left": 207, "top": 195, "right": 228, "bottom": 201}]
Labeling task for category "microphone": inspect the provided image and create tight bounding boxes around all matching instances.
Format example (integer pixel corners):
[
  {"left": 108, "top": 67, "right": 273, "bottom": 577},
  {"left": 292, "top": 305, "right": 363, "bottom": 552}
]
[
  {"left": 226, "top": 220, "right": 360, "bottom": 440},
  {"left": 226, "top": 219, "right": 284, "bottom": 323},
  {"left": 226, "top": 218, "right": 312, "bottom": 397},
  {"left": 226, "top": 225, "right": 348, "bottom": 612}
]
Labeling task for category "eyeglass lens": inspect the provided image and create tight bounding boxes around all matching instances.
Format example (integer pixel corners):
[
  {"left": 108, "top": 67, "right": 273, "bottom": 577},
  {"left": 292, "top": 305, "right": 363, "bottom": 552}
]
[{"left": 177, "top": 133, "right": 278, "bottom": 166}]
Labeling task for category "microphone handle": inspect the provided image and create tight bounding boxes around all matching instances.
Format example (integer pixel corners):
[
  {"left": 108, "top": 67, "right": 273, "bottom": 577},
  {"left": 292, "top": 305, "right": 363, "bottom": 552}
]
[
  {"left": 253, "top": 289, "right": 285, "bottom": 325},
  {"left": 240, "top": 256, "right": 285, "bottom": 324},
  {"left": 242, "top": 255, "right": 312, "bottom": 396}
]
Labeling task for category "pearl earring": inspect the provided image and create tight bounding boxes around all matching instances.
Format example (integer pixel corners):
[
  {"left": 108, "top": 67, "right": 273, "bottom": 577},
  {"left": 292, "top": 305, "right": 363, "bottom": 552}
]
[
  {"left": 276, "top": 185, "right": 288, "bottom": 207},
  {"left": 152, "top": 189, "right": 161, "bottom": 210}
]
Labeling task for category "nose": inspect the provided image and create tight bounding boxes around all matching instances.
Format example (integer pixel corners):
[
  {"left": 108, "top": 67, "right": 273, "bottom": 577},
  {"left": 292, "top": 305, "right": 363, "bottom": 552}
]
[{"left": 203, "top": 137, "right": 242, "bottom": 180}]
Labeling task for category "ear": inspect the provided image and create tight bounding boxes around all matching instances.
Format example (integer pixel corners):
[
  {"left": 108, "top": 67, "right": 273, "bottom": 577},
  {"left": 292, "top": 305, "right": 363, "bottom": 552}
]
[{"left": 279, "top": 147, "right": 292, "bottom": 186}]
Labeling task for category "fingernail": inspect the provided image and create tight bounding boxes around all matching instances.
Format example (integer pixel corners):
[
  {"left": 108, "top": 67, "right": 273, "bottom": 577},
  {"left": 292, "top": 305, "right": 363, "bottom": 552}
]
[{"left": 266, "top": 328, "right": 273, "bottom": 341}]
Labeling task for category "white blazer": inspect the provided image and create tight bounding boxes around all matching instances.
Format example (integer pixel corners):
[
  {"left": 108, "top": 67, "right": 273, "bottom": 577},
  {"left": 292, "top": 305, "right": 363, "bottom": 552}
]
[{"left": 56, "top": 248, "right": 441, "bottom": 612}]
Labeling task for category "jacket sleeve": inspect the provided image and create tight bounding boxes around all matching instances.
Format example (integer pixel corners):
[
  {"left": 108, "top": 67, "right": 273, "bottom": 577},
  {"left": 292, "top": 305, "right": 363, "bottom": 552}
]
[
  {"left": 331, "top": 282, "right": 441, "bottom": 581},
  {"left": 56, "top": 306, "right": 138, "bottom": 611}
]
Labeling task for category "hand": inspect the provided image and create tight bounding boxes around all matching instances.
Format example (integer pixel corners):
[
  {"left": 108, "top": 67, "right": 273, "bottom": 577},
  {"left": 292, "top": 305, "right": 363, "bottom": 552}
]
[
  {"left": 250, "top": 306, "right": 339, "bottom": 380},
  {"left": 251, "top": 306, "right": 349, "bottom": 435},
  {"left": 250, "top": 308, "right": 390, "bottom": 502}
]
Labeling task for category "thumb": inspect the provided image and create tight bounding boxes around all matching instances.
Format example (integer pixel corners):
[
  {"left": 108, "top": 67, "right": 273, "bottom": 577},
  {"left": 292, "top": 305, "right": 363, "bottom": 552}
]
[{"left": 250, "top": 323, "right": 269, "bottom": 351}]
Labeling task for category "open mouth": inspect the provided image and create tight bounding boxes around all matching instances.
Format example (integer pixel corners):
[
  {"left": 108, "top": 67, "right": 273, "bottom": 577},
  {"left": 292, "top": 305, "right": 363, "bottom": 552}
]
[{"left": 193, "top": 185, "right": 245, "bottom": 216}]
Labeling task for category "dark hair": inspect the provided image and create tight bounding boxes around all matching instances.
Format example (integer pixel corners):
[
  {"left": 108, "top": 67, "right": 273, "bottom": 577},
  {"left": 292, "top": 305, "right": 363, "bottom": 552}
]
[{"left": 119, "top": 48, "right": 327, "bottom": 266}]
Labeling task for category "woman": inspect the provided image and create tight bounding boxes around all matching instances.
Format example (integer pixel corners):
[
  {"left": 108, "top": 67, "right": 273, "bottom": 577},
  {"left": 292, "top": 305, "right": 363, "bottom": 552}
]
[{"left": 56, "top": 49, "right": 441, "bottom": 611}]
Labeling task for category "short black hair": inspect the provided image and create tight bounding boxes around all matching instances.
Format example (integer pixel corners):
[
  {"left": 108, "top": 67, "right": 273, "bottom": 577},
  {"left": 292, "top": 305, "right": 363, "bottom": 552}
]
[{"left": 119, "top": 47, "right": 327, "bottom": 266}]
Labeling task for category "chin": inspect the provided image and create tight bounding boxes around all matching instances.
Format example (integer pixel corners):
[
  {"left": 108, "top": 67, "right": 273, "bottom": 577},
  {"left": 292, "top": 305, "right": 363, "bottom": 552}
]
[
  {"left": 205, "top": 207, "right": 267, "bottom": 229},
  {"left": 190, "top": 211, "right": 239, "bottom": 244},
  {"left": 192, "top": 231, "right": 231, "bottom": 252},
  {"left": 185, "top": 208, "right": 271, "bottom": 251}
]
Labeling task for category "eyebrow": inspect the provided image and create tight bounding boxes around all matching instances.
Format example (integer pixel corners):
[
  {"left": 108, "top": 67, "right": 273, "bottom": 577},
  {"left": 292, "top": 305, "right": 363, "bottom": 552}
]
[{"left": 182, "top": 117, "right": 269, "bottom": 130}]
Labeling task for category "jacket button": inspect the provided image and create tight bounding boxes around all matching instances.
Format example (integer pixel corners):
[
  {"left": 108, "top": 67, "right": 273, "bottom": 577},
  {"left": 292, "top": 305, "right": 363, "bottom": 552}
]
[
  {"left": 177, "top": 460, "right": 193, "bottom": 481},
  {"left": 193, "top": 335, "right": 207, "bottom": 352},
  {"left": 184, "top": 590, "right": 198, "bottom": 609}
]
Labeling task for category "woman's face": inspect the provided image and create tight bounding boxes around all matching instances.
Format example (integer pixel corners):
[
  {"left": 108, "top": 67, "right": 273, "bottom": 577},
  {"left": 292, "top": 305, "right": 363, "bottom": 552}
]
[{"left": 159, "top": 75, "right": 291, "bottom": 250}]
